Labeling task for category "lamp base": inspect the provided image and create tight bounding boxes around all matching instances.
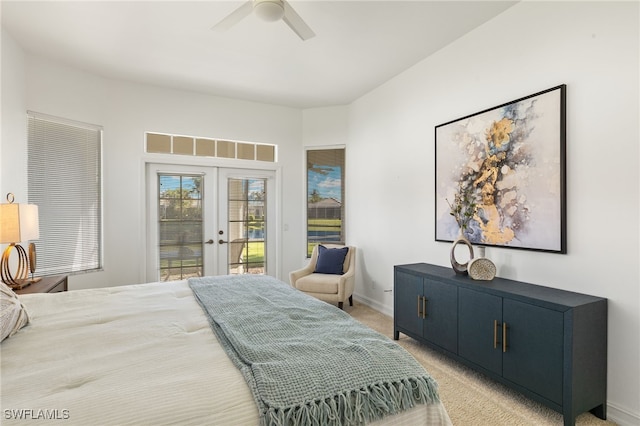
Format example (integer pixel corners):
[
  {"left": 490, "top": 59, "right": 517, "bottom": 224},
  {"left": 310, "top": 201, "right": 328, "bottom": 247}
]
[
  {"left": 10, "top": 276, "right": 42, "bottom": 290},
  {"left": 1, "top": 243, "right": 31, "bottom": 288},
  {"left": 8, "top": 279, "right": 31, "bottom": 290}
]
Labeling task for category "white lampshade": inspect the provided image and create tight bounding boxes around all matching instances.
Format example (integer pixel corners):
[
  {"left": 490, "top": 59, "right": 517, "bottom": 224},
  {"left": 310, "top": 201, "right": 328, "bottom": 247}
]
[
  {"left": 254, "top": 0, "right": 284, "bottom": 22},
  {"left": 0, "top": 203, "right": 39, "bottom": 243}
]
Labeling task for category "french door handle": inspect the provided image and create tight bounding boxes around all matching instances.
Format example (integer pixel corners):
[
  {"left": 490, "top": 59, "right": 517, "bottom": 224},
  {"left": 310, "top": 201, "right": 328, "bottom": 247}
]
[
  {"left": 205, "top": 239, "right": 214, "bottom": 244},
  {"left": 218, "top": 239, "right": 228, "bottom": 244}
]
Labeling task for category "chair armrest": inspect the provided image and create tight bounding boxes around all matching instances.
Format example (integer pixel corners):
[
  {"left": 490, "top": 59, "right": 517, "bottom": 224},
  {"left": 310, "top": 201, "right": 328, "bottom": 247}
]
[
  {"left": 336, "top": 247, "right": 356, "bottom": 300},
  {"left": 289, "top": 263, "right": 315, "bottom": 286},
  {"left": 336, "top": 268, "right": 356, "bottom": 301}
]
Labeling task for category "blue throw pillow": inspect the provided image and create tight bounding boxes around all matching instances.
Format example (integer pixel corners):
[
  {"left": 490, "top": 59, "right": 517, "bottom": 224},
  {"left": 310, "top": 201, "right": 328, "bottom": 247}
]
[{"left": 314, "top": 245, "right": 349, "bottom": 275}]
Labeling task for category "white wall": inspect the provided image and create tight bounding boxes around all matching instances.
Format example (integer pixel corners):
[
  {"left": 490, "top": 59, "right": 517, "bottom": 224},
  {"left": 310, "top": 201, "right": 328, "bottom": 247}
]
[
  {"left": 1, "top": 29, "right": 305, "bottom": 289},
  {"left": 0, "top": 29, "right": 27, "bottom": 204},
  {"left": 345, "top": 2, "right": 639, "bottom": 423},
  {"left": 303, "top": 106, "right": 349, "bottom": 148}
]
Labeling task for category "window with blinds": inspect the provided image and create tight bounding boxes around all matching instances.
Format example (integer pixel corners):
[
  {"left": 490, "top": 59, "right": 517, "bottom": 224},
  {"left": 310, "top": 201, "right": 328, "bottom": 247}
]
[
  {"left": 306, "top": 148, "right": 345, "bottom": 257},
  {"left": 27, "top": 111, "right": 103, "bottom": 276}
]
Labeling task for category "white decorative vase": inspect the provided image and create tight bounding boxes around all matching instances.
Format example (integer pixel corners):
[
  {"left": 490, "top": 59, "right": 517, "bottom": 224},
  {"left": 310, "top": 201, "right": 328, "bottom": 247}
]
[
  {"left": 450, "top": 232, "right": 474, "bottom": 275},
  {"left": 468, "top": 246, "right": 496, "bottom": 281}
]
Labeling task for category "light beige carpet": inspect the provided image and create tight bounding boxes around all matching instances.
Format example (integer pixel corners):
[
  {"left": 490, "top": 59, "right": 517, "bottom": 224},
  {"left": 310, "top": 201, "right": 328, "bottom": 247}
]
[{"left": 346, "top": 301, "right": 616, "bottom": 426}]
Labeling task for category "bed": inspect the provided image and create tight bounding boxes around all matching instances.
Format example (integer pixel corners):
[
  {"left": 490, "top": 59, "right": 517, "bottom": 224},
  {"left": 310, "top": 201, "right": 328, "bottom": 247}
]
[{"left": 1, "top": 275, "right": 452, "bottom": 425}]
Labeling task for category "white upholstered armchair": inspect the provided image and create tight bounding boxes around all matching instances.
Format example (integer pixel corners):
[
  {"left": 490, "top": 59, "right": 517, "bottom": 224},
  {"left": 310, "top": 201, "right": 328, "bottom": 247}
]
[{"left": 289, "top": 244, "right": 356, "bottom": 309}]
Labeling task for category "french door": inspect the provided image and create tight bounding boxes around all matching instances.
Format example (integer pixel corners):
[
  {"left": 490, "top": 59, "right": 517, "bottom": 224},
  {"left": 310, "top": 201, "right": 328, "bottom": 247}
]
[{"left": 145, "top": 164, "right": 276, "bottom": 282}]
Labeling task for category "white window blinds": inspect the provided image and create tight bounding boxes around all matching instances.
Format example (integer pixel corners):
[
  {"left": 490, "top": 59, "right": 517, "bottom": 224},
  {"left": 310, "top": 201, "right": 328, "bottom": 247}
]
[{"left": 27, "top": 111, "right": 103, "bottom": 276}]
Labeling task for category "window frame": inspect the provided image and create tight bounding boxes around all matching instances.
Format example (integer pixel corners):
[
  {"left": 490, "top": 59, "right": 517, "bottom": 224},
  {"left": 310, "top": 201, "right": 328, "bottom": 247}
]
[{"left": 305, "top": 147, "right": 345, "bottom": 258}]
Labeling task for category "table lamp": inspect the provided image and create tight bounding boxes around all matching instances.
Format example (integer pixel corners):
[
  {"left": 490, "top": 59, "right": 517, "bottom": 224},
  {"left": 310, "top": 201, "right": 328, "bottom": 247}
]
[{"left": 0, "top": 193, "right": 41, "bottom": 289}]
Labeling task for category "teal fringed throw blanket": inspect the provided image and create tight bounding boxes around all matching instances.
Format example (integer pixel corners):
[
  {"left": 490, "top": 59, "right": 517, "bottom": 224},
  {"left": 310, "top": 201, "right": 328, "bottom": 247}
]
[{"left": 188, "top": 275, "right": 439, "bottom": 426}]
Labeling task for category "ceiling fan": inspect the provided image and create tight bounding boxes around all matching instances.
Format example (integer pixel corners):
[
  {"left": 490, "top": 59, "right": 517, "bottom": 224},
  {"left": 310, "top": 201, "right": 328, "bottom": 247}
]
[{"left": 212, "top": 0, "right": 315, "bottom": 41}]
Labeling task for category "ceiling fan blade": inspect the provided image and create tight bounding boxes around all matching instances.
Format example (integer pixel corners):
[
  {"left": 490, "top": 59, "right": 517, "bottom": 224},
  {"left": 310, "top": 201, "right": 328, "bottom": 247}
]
[
  {"left": 282, "top": 1, "right": 315, "bottom": 41},
  {"left": 212, "top": 1, "right": 253, "bottom": 32}
]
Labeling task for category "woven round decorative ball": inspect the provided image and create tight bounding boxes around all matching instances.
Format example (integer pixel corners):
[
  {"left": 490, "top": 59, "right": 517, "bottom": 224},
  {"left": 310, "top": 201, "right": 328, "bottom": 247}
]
[{"left": 468, "top": 257, "right": 496, "bottom": 281}]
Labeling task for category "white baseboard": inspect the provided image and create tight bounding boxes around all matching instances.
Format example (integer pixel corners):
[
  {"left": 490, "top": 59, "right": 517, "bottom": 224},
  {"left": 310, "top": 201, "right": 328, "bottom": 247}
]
[
  {"left": 607, "top": 402, "right": 640, "bottom": 426},
  {"left": 352, "top": 293, "right": 640, "bottom": 426},
  {"left": 352, "top": 292, "right": 392, "bottom": 317}
]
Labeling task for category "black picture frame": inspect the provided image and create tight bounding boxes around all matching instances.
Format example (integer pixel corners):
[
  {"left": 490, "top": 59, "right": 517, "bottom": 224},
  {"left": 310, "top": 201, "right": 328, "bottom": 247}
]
[{"left": 435, "top": 84, "right": 566, "bottom": 253}]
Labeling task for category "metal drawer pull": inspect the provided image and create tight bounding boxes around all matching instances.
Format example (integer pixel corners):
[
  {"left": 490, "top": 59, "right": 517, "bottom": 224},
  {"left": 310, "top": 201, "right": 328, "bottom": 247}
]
[
  {"left": 416, "top": 296, "right": 428, "bottom": 319},
  {"left": 494, "top": 320, "right": 499, "bottom": 349},
  {"left": 503, "top": 322, "right": 508, "bottom": 353}
]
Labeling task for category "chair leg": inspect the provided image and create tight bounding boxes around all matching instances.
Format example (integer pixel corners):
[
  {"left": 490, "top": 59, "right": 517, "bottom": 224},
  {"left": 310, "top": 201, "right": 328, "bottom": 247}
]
[
  {"left": 338, "top": 302, "right": 344, "bottom": 309},
  {"left": 349, "top": 295, "right": 353, "bottom": 306}
]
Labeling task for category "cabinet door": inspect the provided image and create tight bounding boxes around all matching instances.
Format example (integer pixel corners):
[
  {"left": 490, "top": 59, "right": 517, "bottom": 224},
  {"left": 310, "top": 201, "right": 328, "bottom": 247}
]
[
  {"left": 503, "top": 299, "right": 564, "bottom": 405},
  {"left": 459, "top": 287, "right": 502, "bottom": 375},
  {"left": 394, "top": 270, "right": 423, "bottom": 337},
  {"left": 423, "top": 278, "right": 458, "bottom": 353}
]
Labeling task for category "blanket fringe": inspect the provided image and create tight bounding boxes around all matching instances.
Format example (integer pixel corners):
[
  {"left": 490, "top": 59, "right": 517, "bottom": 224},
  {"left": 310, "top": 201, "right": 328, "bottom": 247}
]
[{"left": 261, "top": 376, "right": 439, "bottom": 426}]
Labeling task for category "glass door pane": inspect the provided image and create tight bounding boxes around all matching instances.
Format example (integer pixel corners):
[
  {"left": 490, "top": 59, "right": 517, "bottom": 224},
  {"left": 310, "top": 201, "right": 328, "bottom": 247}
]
[
  {"left": 158, "top": 174, "right": 204, "bottom": 281},
  {"left": 227, "top": 178, "right": 266, "bottom": 274},
  {"left": 218, "top": 168, "right": 275, "bottom": 276}
]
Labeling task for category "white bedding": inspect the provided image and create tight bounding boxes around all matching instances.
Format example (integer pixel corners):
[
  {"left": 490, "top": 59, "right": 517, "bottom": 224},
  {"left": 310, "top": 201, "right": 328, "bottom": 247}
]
[{"left": 1, "top": 280, "right": 451, "bottom": 425}]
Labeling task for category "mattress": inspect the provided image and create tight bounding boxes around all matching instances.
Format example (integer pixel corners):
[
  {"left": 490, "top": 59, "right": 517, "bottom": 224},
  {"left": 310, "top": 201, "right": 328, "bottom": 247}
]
[{"left": 1, "top": 279, "right": 451, "bottom": 425}]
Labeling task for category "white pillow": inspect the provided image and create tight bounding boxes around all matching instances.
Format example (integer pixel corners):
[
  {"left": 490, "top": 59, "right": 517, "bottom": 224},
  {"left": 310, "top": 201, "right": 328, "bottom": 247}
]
[{"left": 1, "top": 281, "right": 30, "bottom": 342}]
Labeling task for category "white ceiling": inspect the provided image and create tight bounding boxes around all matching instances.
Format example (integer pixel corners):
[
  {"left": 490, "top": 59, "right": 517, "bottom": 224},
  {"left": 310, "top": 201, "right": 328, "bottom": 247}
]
[{"left": 1, "top": 1, "right": 517, "bottom": 108}]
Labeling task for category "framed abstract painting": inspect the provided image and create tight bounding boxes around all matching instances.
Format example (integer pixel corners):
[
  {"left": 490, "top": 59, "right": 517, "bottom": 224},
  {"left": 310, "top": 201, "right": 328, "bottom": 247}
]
[{"left": 435, "top": 84, "right": 567, "bottom": 253}]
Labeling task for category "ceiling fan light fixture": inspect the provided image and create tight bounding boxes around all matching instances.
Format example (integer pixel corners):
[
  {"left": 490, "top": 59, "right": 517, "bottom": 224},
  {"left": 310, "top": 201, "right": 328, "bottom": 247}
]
[{"left": 254, "top": 0, "right": 284, "bottom": 22}]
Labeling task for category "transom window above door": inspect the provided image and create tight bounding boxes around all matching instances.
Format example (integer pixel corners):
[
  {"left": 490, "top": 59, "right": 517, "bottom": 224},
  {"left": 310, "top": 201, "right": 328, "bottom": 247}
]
[{"left": 145, "top": 132, "right": 276, "bottom": 162}]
